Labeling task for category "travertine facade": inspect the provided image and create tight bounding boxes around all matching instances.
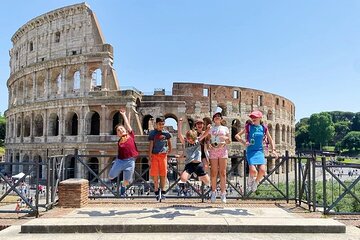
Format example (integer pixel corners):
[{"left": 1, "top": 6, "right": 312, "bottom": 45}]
[{"left": 4, "top": 3, "right": 295, "bottom": 181}]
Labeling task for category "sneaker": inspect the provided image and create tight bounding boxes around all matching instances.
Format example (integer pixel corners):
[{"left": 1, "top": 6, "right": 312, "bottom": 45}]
[
  {"left": 210, "top": 191, "right": 216, "bottom": 203},
  {"left": 251, "top": 181, "right": 258, "bottom": 192},
  {"left": 161, "top": 191, "right": 166, "bottom": 200},
  {"left": 220, "top": 193, "right": 227, "bottom": 203},
  {"left": 155, "top": 194, "right": 160, "bottom": 201}
]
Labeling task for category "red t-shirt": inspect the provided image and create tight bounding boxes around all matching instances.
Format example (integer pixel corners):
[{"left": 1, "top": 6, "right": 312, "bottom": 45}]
[{"left": 117, "top": 131, "right": 139, "bottom": 160}]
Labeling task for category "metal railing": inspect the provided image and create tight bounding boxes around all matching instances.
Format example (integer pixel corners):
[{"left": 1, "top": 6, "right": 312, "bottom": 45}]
[{"left": 1, "top": 151, "right": 359, "bottom": 216}]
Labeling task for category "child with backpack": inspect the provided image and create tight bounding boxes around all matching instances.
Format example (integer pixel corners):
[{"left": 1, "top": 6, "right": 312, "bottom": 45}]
[{"left": 235, "top": 110, "right": 278, "bottom": 192}]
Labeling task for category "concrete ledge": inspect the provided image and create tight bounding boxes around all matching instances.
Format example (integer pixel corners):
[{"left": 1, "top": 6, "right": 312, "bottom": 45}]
[{"left": 21, "top": 217, "right": 346, "bottom": 234}]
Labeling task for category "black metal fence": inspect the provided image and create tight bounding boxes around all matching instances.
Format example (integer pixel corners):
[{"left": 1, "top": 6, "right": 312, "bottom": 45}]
[{"left": 0, "top": 151, "right": 359, "bottom": 217}]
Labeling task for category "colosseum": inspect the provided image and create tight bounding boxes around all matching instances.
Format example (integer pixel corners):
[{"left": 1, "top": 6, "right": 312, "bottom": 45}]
[{"left": 4, "top": 3, "right": 295, "bottom": 182}]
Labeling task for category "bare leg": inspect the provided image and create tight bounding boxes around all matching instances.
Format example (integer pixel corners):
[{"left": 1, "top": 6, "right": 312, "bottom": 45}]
[
  {"left": 199, "top": 175, "right": 210, "bottom": 186},
  {"left": 152, "top": 176, "right": 159, "bottom": 192},
  {"left": 159, "top": 176, "right": 167, "bottom": 190},
  {"left": 218, "top": 158, "right": 227, "bottom": 194},
  {"left": 256, "top": 164, "right": 266, "bottom": 183},
  {"left": 210, "top": 158, "right": 219, "bottom": 192}
]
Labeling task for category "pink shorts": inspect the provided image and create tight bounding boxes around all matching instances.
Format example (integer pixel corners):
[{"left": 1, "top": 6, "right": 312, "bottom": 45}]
[{"left": 208, "top": 146, "right": 228, "bottom": 159}]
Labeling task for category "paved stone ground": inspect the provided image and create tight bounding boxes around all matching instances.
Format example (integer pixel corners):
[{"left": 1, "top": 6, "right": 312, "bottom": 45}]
[{"left": 0, "top": 199, "right": 359, "bottom": 230}]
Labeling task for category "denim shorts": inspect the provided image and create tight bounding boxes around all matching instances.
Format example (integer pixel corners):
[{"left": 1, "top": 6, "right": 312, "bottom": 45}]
[{"left": 108, "top": 157, "right": 135, "bottom": 181}]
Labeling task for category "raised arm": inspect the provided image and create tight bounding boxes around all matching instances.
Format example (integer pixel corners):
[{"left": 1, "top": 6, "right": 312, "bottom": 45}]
[
  {"left": 198, "top": 124, "right": 212, "bottom": 142},
  {"left": 177, "top": 118, "right": 185, "bottom": 144},
  {"left": 119, "top": 109, "right": 132, "bottom": 133}
]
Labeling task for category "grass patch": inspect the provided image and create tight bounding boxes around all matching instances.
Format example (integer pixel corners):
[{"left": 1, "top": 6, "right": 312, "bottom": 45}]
[{"left": 0, "top": 147, "right": 4, "bottom": 155}]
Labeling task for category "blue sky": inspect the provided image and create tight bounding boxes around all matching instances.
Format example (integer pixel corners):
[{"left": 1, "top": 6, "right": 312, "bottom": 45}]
[{"left": 1, "top": 0, "right": 359, "bottom": 122}]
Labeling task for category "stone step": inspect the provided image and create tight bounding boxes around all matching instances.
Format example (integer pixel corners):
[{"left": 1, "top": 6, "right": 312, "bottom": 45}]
[
  {"left": 20, "top": 207, "right": 346, "bottom": 234},
  {"left": 20, "top": 217, "right": 345, "bottom": 234}
]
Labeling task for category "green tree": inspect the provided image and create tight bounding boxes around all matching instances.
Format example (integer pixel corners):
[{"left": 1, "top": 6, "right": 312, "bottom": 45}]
[
  {"left": 351, "top": 112, "right": 360, "bottom": 131},
  {"left": 308, "top": 112, "right": 335, "bottom": 150},
  {"left": 341, "top": 131, "right": 360, "bottom": 150},
  {"left": 328, "top": 111, "right": 355, "bottom": 123},
  {"left": 333, "top": 121, "right": 351, "bottom": 144},
  {"left": 295, "top": 118, "right": 310, "bottom": 150}
]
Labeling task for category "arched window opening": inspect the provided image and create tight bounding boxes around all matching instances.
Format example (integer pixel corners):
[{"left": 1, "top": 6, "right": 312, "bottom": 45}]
[
  {"left": 164, "top": 116, "right": 177, "bottom": 133},
  {"left": 48, "top": 113, "right": 59, "bottom": 136},
  {"left": 22, "top": 155, "right": 30, "bottom": 175},
  {"left": 71, "top": 114, "right": 78, "bottom": 136},
  {"left": 14, "top": 153, "right": 20, "bottom": 174},
  {"left": 73, "top": 71, "right": 80, "bottom": 91},
  {"left": 24, "top": 116, "right": 31, "bottom": 137},
  {"left": 66, "top": 112, "right": 78, "bottom": 136},
  {"left": 29, "top": 41, "right": 34, "bottom": 51},
  {"left": 16, "top": 122, "right": 21, "bottom": 137},
  {"left": 33, "top": 155, "right": 43, "bottom": 179},
  {"left": 142, "top": 114, "right": 154, "bottom": 134},
  {"left": 91, "top": 69, "right": 102, "bottom": 91},
  {"left": 112, "top": 112, "right": 124, "bottom": 135},
  {"left": 34, "top": 114, "right": 44, "bottom": 137},
  {"left": 275, "top": 124, "right": 281, "bottom": 145},
  {"left": 281, "top": 125, "right": 286, "bottom": 142},
  {"left": 89, "top": 112, "right": 100, "bottom": 135},
  {"left": 65, "top": 156, "right": 75, "bottom": 179}
]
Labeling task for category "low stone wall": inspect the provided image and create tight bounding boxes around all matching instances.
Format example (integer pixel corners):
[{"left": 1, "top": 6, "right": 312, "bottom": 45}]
[{"left": 58, "top": 178, "right": 89, "bottom": 208}]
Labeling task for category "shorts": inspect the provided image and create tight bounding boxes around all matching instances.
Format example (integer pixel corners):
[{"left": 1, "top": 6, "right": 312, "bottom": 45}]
[
  {"left": 246, "top": 150, "right": 266, "bottom": 165},
  {"left": 108, "top": 157, "right": 135, "bottom": 181},
  {"left": 208, "top": 146, "right": 228, "bottom": 159},
  {"left": 184, "top": 162, "right": 207, "bottom": 177},
  {"left": 150, "top": 153, "right": 168, "bottom": 177}
]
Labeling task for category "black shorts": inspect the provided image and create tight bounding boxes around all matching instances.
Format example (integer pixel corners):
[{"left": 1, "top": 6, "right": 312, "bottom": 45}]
[{"left": 184, "top": 162, "right": 207, "bottom": 177}]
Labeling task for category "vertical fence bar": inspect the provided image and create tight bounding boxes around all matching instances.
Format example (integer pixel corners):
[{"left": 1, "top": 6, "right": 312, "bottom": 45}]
[
  {"left": 312, "top": 156, "right": 316, "bottom": 212},
  {"left": 294, "top": 154, "right": 298, "bottom": 204},
  {"left": 285, "top": 151, "right": 289, "bottom": 203},
  {"left": 46, "top": 157, "right": 51, "bottom": 205},
  {"left": 35, "top": 159, "right": 40, "bottom": 217},
  {"left": 243, "top": 150, "right": 247, "bottom": 197},
  {"left": 322, "top": 157, "right": 327, "bottom": 214}
]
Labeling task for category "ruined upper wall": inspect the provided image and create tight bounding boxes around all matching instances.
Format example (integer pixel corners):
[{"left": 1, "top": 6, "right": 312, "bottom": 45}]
[
  {"left": 9, "top": 3, "right": 109, "bottom": 75},
  {"left": 172, "top": 82, "right": 295, "bottom": 123}
]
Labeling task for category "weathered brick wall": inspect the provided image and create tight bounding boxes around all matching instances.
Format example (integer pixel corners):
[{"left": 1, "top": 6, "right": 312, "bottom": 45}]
[{"left": 58, "top": 178, "right": 89, "bottom": 208}]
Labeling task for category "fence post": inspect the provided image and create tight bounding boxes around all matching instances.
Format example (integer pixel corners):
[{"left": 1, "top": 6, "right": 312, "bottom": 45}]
[
  {"left": 321, "top": 157, "right": 327, "bottom": 214},
  {"left": 35, "top": 159, "right": 40, "bottom": 217},
  {"left": 285, "top": 151, "right": 289, "bottom": 203},
  {"left": 243, "top": 150, "right": 247, "bottom": 197},
  {"left": 312, "top": 154, "right": 316, "bottom": 212}
]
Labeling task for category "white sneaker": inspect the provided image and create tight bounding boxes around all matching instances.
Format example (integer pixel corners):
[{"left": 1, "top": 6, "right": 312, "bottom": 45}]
[
  {"left": 210, "top": 191, "right": 216, "bottom": 203},
  {"left": 220, "top": 193, "right": 227, "bottom": 203}
]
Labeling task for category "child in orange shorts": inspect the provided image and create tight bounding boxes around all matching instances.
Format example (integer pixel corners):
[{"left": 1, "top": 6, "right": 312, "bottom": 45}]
[{"left": 148, "top": 116, "right": 172, "bottom": 200}]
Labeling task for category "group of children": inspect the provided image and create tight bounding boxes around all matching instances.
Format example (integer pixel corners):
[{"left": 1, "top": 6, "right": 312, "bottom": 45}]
[{"left": 109, "top": 109, "right": 278, "bottom": 203}]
